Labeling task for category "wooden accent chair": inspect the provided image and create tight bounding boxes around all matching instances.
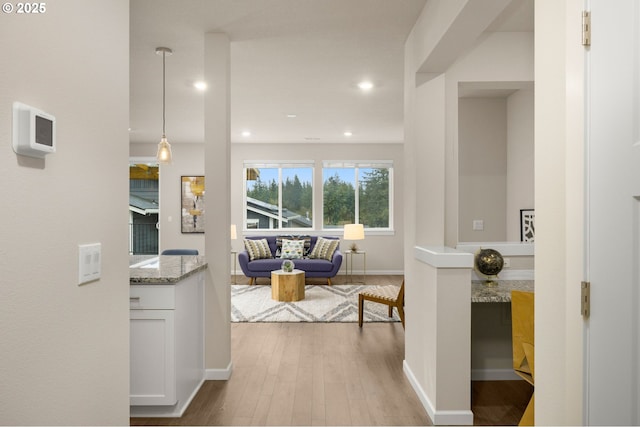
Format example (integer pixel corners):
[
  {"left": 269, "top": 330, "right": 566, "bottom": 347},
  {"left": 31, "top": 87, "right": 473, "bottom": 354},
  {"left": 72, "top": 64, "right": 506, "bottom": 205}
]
[
  {"left": 511, "top": 290, "right": 535, "bottom": 426},
  {"left": 358, "top": 280, "right": 405, "bottom": 328}
]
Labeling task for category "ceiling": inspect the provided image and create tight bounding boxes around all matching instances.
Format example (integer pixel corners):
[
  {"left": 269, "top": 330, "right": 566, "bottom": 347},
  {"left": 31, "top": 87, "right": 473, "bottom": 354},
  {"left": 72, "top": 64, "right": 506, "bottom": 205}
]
[{"left": 129, "top": 0, "right": 533, "bottom": 146}]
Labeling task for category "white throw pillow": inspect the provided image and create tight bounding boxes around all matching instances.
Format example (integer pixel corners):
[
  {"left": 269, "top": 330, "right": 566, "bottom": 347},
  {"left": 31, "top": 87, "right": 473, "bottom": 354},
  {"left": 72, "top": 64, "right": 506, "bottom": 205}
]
[{"left": 281, "top": 239, "right": 305, "bottom": 259}]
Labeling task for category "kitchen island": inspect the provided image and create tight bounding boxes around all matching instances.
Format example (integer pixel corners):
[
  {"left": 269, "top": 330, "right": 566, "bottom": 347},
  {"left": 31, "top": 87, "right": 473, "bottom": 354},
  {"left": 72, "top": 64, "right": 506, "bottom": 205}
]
[{"left": 129, "top": 255, "right": 207, "bottom": 418}]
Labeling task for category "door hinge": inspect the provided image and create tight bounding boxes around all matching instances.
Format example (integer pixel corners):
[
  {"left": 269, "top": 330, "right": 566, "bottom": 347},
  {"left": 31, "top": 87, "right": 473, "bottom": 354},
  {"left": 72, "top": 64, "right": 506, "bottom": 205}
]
[
  {"left": 581, "top": 281, "right": 590, "bottom": 318},
  {"left": 582, "top": 11, "right": 591, "bottom": 46}
]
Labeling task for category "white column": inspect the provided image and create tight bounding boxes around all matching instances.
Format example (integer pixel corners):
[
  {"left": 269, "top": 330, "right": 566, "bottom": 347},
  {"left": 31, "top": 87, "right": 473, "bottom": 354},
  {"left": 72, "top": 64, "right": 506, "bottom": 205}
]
[{"left": 203, "top": 32, "right": 232, "bottom": 378}]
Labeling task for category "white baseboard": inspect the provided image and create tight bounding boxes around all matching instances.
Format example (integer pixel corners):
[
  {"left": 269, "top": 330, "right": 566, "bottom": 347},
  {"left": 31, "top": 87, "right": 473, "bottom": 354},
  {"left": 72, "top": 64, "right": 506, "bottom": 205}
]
[
  {"left": 471, "top": 368, "right": 521, "bottom": 381},
  {"left": 339, "top": 269, "right": 405, "bottom": 276},
  {"left": 129, "top": 377, "right": 205, "bottom": 418},
  {"left": 205, "top": 361, "right": 233, "bottom": 380},
  {"left": 403, "top": 360, "right": 474, "bottom": 425}
]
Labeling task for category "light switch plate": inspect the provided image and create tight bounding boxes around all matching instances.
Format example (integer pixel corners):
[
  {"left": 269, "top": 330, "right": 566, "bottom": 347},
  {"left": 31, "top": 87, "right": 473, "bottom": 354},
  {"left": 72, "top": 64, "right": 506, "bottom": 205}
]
[{"left": 78, "top": 243, "right": 101, "bottom": 285}]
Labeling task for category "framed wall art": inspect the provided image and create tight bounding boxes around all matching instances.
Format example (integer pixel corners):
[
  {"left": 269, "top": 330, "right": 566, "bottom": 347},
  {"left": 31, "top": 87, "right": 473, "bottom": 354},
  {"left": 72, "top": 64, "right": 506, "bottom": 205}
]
[
  {"left": 181, "top": 176, "right": 205, "bottom": 233},
  {"left": 520, "top": 209, "right": 535, "bottom": 242}
]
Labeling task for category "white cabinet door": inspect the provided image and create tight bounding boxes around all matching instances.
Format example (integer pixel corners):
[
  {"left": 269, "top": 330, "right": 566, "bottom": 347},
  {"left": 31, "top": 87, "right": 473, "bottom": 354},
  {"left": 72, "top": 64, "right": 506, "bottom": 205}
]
[{"left": 130, "top": 309, "right": 176, "bottom": 406}]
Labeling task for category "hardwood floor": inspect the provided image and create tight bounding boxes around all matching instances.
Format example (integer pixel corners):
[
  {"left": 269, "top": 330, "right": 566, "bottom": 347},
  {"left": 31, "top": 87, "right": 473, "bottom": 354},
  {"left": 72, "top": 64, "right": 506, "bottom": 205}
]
[
  {"left": 131, "top": 274, "right": 532, "bottom": 426},
  {"left": 472, "top": 380, "right": 533, "bottom": 426},
  {"left": 131, "top": 322, "right": 430, "bottom": 426}
]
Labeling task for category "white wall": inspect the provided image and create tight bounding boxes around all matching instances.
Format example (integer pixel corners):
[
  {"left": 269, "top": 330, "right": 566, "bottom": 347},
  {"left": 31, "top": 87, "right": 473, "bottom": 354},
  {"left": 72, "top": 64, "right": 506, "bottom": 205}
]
[
  {"left": 458, "top": 88, "right": 534, "bottom": 243},
  {"left": 445, "top": 31, "right": 534, "bottom": 247},
  {"left": 231, "top": 142, "right": 405, "bottom": 273},
  {"left": 0, "top": 1, "right": 130, "bottom": 424},
  {"left": 458, "top": 97, "right": 508, "bottom": 242},
  {"left": 506, "top": 87, "right": 534, "bottom": 241}
]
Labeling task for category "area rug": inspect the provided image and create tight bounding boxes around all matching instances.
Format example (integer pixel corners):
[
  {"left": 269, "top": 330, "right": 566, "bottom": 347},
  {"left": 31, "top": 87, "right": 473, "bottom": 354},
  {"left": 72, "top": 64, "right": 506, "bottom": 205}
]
[{"left": 231, "top": 284, "right": 401, "bottom": 323}]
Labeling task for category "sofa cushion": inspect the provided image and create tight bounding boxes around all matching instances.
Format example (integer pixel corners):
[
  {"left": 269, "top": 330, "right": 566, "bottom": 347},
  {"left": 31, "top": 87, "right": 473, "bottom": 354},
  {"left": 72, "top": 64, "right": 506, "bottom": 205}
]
[
  {"left": 309, "top": 237, "right": 339, "bottom": 261},
  {"left": 244, "top": 238, "right": 273, "bottom": 261},
  {"left": 281, "top": 239, "right": 305, "bottom": 259},
  {"left": 244, "top": 258, "right": 282, "bottom": 272},
  {"left": 293, "top": 258, "right": 335, "bottom": 272}
]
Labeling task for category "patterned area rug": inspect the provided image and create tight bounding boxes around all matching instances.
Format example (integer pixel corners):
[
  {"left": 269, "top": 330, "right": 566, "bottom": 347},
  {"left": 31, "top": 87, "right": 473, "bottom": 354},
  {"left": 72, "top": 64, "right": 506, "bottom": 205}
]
[{"left": 231, "top": 284, "right": 401, "bottom": 323}]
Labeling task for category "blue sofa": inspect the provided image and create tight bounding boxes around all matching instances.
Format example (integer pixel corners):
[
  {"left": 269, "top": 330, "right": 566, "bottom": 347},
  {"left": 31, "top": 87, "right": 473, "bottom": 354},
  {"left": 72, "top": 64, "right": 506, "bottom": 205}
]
[{"left": 238, "top": 235, "right": 342, "bottom": 285}]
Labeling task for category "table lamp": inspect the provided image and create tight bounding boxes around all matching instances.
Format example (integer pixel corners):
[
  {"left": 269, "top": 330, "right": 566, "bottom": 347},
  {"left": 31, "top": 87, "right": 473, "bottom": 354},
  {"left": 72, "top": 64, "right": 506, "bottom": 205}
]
[
  {"left": 343, "top": 223, "right": 364, "bottom": 252},
  {"left": 230, "top": 224, "right": 237, "bottom": 241}
]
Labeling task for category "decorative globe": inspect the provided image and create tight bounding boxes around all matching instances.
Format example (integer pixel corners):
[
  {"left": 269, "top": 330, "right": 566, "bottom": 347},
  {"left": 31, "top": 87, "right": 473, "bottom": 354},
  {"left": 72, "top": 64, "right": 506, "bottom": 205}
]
[{"left": 475, "top": 248, "right": 504, "bottom": 278}]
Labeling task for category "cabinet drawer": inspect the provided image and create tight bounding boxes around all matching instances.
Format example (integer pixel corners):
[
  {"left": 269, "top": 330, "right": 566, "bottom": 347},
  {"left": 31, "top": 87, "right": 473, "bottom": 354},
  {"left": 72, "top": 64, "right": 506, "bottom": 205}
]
[{"left": 130, "top": 286, "right": 175, "bottom": 310}]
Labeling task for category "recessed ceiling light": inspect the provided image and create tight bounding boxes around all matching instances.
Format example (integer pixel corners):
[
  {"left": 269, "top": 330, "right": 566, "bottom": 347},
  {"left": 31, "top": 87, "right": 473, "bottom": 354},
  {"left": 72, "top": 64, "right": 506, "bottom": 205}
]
[
  {"left": 344, "top": 131, "right": 353, "bottom": 137},
  {"left": 241, "top": 130, "right": 251, "bottom": 137},
  {"left": 358, "top": 81, "right": 374, "bottom": 91},
  {"left": 194, "top": 81, "right": 207, "bottom": 91},
  {"left": 286, "top": 114, "right": 297, "bottom": 118}
]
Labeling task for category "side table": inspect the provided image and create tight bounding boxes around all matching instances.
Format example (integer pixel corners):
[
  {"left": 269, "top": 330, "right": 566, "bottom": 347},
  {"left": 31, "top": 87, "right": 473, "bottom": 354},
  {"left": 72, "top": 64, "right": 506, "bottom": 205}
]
[
  {"left": 271, "top": 269, "right": 305, "bottom": 301},
  {"left": 345, "top": 250, "right": 366, "bottom": 284}
]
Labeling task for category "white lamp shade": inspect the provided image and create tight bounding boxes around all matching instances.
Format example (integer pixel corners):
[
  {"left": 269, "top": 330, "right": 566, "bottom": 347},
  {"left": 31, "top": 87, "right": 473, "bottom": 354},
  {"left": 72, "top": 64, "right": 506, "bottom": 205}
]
[
  {"left": 230, "top": 224, "right": 237, "bottom": 240},
  {"left": 343, "top": 223, "right": 364, "bottom": 240}
]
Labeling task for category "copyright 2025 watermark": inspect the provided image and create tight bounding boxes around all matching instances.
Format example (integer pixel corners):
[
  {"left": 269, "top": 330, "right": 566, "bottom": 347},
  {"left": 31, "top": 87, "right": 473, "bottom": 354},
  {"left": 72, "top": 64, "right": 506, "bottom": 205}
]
[{"left": 2, "top": 2, "right": 47, "bottom": 14}]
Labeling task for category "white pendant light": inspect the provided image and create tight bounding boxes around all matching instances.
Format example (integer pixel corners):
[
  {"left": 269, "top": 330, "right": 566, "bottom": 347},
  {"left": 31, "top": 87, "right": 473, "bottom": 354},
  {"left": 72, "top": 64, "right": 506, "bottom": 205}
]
[{"left": 156, "top": 47, "right": 173, "bottom": 164}]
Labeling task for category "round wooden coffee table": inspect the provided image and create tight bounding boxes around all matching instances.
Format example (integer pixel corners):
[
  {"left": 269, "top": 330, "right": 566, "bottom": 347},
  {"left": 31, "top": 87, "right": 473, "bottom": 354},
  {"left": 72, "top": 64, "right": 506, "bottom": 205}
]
[{"left": 271, "top": 269, "right": 305, "bottom": 302}]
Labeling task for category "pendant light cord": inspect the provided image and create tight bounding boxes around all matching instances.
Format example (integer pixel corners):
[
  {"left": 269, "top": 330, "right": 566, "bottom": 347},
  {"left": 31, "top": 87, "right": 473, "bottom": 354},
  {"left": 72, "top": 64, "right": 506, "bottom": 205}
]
[{"left": 162, "top": 50, "right": 166, "bottom": 138}]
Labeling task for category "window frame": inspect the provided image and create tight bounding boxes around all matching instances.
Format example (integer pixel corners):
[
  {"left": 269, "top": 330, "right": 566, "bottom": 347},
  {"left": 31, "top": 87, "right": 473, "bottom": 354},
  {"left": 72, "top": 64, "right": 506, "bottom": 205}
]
[
  {"left": 242, "top": 160, "right": 394, "bottom": 234},
  {"left": 321, "top": 160, "right": 394, "bottom": 232},
  {"left": 243, "top": 161, "right": 315, "bottom": 232}
]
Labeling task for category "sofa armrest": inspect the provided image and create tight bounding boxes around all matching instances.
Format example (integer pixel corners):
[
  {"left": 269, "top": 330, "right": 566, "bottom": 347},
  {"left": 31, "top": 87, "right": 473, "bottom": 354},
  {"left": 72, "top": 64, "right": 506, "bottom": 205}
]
[
  {"left": 238, "top": 250, "right": 250, "bottom": 272},
  {"left": 330, "top": 249, "right": 343, "bottom": 275}
]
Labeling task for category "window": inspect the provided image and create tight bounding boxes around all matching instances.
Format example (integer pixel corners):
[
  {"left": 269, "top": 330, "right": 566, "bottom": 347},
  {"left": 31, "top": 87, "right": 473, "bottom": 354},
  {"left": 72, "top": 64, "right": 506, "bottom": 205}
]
[
  {"left": 244, "top": 162, "right": 313, "bottom": 230},
  {"left": 322, "top": 161, "right": 393, "bottom": 230},
  {"left": 242, "top": 160, "right": 393, "bottom": 232}
]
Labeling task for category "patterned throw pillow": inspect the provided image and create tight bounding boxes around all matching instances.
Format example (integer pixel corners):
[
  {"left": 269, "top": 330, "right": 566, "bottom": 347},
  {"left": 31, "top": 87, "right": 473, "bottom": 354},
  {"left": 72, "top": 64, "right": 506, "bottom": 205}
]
[
  {"left": 244, "top": 238, "right": 273, "bottom": 261},
  {"left": 281, "top": 239, "right": 305, "bottom": 259},
  {"left": 275, "top": 235, "right": 312, "bottom": 257},
  {"left": 309, "top": 237, "right": 339, "bottom": 261}
]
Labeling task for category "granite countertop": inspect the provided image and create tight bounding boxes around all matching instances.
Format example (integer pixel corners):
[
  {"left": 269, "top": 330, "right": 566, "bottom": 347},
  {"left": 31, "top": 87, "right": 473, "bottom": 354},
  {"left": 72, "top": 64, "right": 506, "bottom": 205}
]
[
  {"left": 471, "top": 280, "right": 534, "bottom": 303},
  {"left": 129, "top": 255, "right": 208, "bottom": 284}
]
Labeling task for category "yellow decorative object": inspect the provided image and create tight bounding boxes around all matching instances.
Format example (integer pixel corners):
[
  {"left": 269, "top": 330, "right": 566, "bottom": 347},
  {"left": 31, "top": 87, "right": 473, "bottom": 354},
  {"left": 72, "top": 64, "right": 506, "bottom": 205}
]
[
  {"left": 189, "top": 177, "right": 205, "bottom": 197},
  {"left": 511, "top": 290, "right": 534, "bottom": 426}
]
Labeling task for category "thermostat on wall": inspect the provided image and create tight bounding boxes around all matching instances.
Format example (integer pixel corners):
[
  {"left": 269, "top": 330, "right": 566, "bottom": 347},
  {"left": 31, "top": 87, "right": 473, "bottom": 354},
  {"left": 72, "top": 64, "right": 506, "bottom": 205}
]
[{"left": 12, "top": 102, "right": 56, "bottom": 158}]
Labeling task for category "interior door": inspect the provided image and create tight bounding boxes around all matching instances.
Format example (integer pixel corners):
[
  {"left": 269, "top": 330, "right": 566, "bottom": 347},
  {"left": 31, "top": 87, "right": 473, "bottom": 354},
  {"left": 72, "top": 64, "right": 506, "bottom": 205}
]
[{"left": 585, "top": 1, "right": 640, "bottom": 424}]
